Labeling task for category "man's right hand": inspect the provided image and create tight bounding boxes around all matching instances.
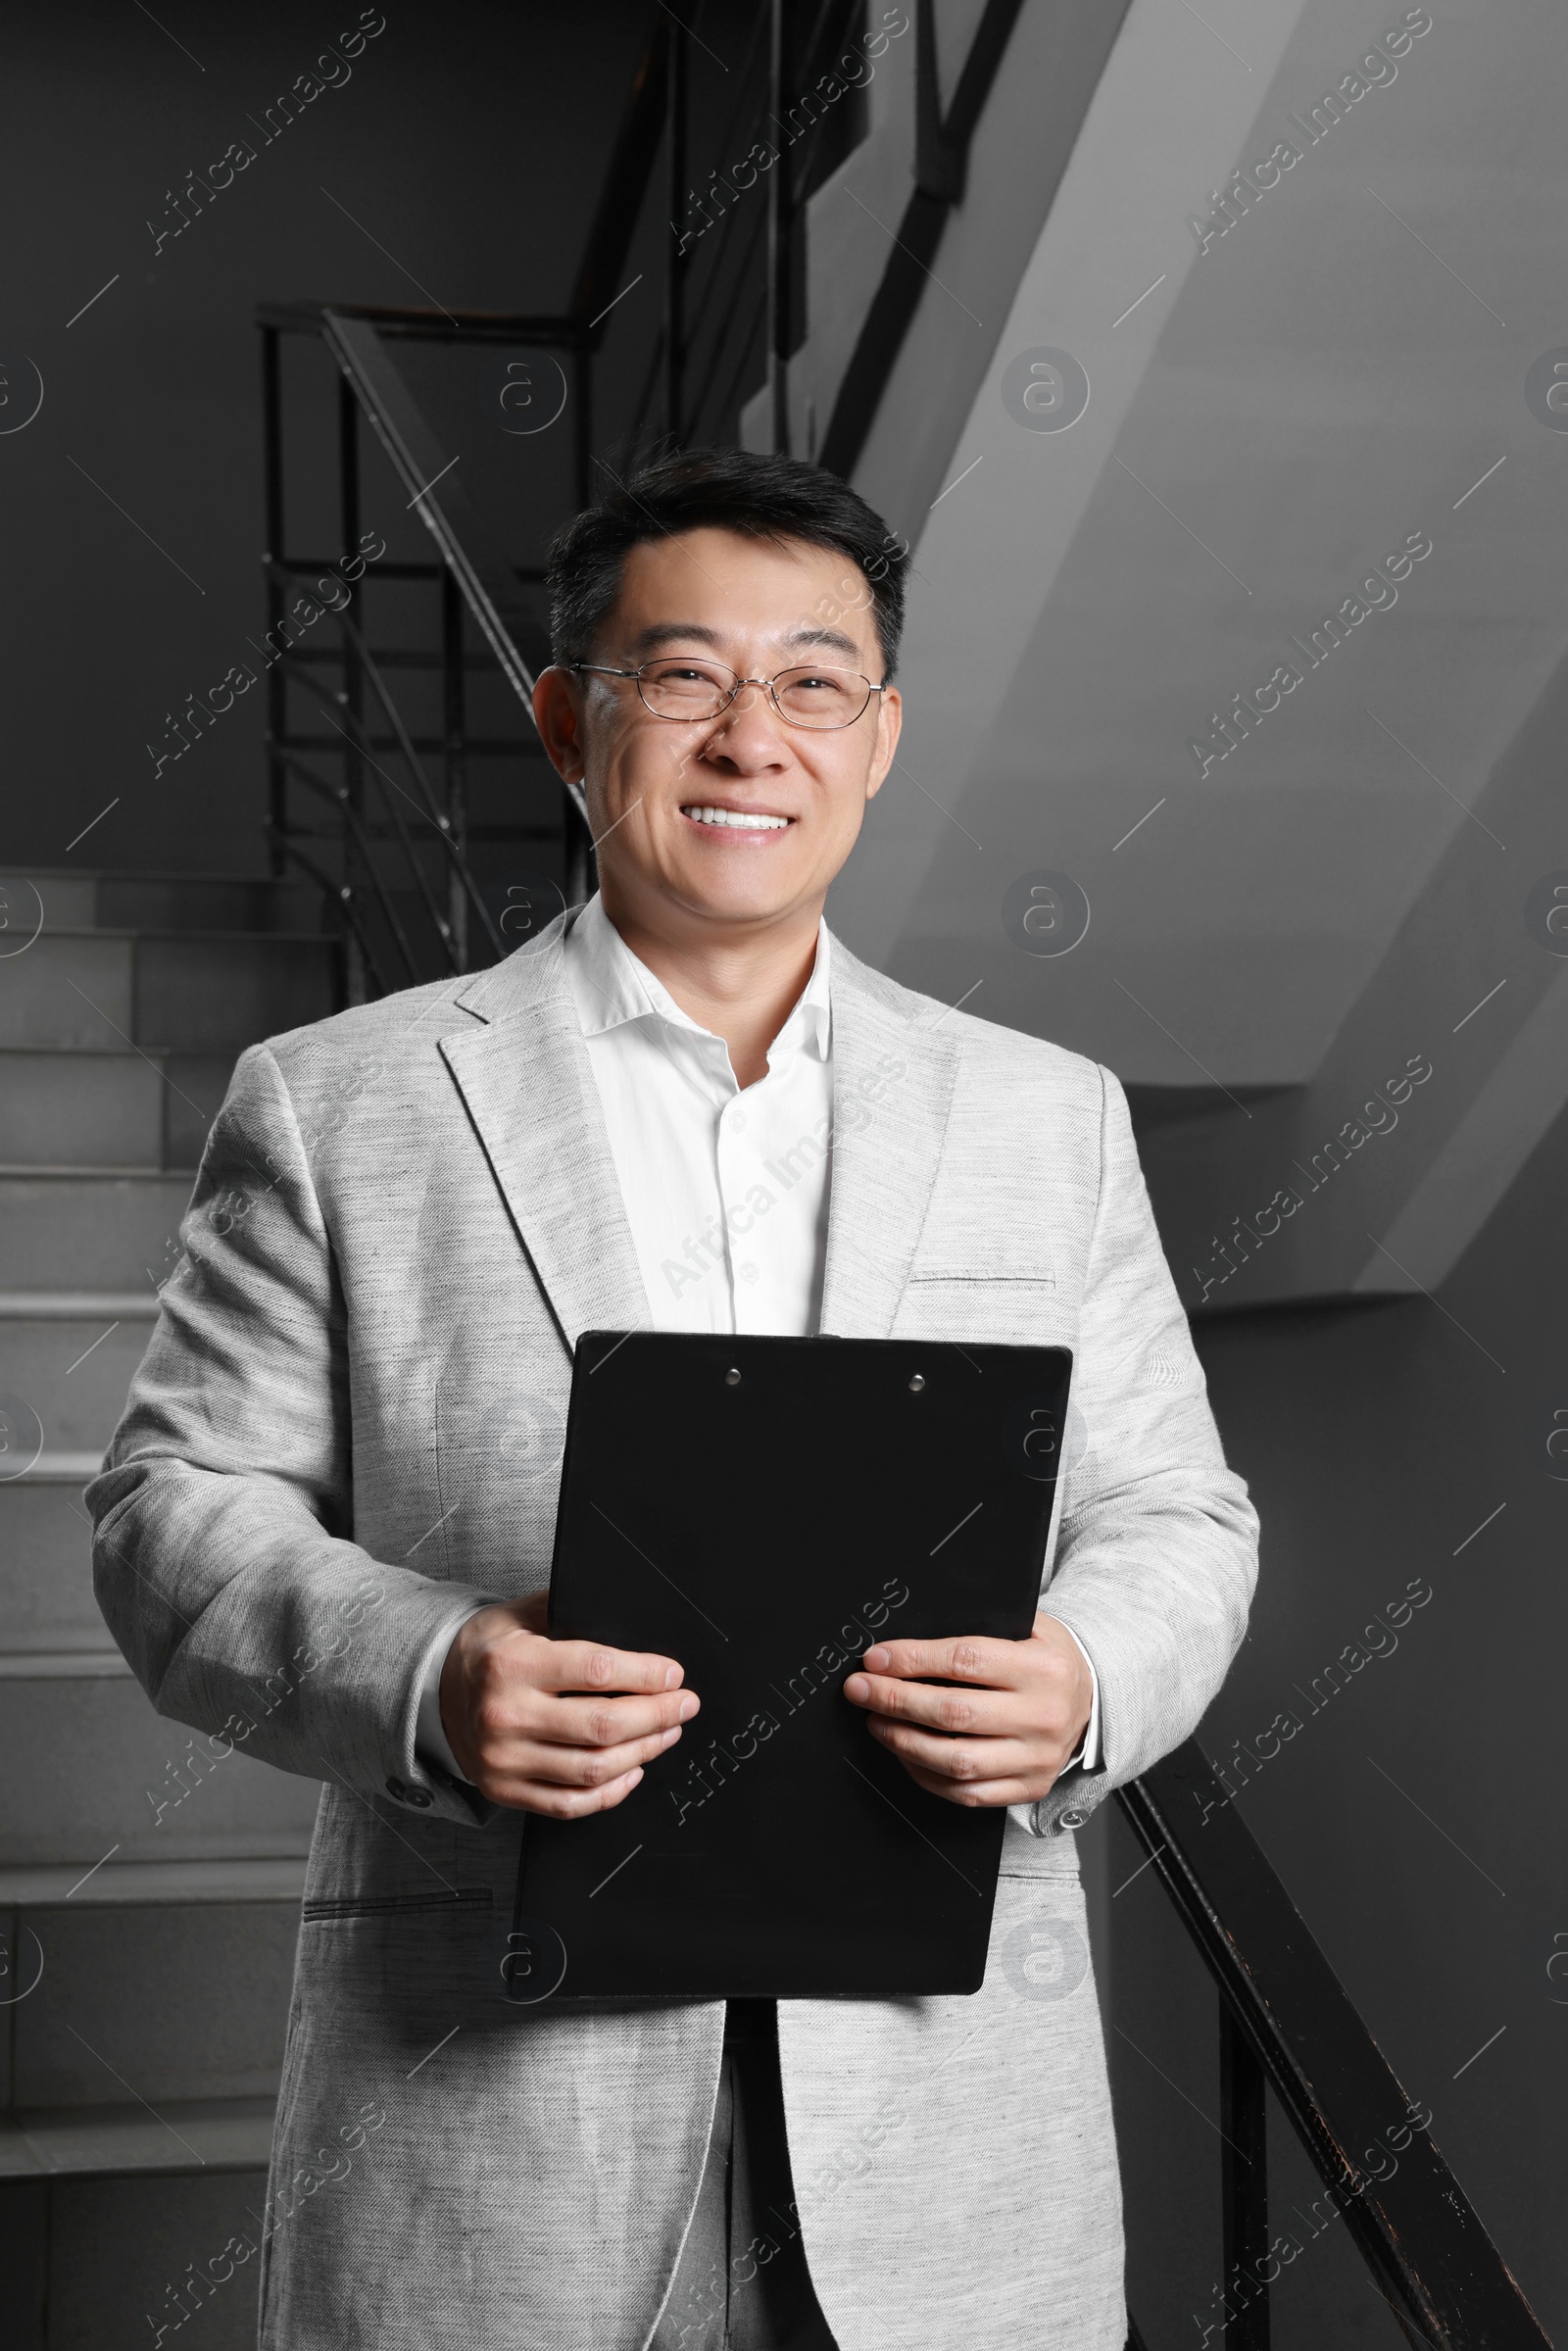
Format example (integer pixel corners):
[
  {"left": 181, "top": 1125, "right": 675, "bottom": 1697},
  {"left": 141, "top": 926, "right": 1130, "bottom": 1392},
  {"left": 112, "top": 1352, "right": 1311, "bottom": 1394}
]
[{"left": 438, "top": 1592, "right": 699, "bottom": 1816}]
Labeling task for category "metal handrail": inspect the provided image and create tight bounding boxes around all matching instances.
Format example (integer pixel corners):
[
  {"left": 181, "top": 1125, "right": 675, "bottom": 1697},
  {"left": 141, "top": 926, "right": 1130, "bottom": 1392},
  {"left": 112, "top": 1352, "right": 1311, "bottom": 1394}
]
[
  {"left": 817, "top": 0, "right": 1050, "bottom": 475},
  {"left": 1117, "top": 1742, "right": 1550, "bottom": 2349},
  {"left": 257, "top": 4, "right": 889, "bottom": 997},
  {"left": 324, "top": 605, "right": 507, "bottom": 961},
  {"left": 318, "top": 311, "right": 589, "bottom": 842},
  {"left": 271, "top": 750, "right": 423, "bottom": 988},
  {"left": 262, "top": 825, "right": 397, "bottom": 1001}
]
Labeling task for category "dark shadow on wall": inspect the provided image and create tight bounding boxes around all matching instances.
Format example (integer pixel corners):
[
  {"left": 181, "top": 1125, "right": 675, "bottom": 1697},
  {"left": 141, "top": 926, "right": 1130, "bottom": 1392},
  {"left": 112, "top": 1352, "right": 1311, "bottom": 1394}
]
[
  {"left": 0, "top": 0, "right": 652, "bottom": 873},
  {"left": 1117, "top": 1088, "right": 1568, "bottom": 2344}
]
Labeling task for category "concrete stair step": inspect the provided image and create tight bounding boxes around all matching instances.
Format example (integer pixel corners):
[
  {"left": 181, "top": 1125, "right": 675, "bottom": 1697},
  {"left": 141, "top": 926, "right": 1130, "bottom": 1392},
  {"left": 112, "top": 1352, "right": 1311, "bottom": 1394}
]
[
  {"left": 0, "top": 1856, "right": 307, "bottom": 1905},
  {"left": 1, "top": 2161, "right": 272, "bottom": 2351},
  {"left": 1, "top": 1870, "right": 299, "bottom": 2114},
  {"left": 8, "top": 1453, "right": 104, "bottom": 1485},
  {"left": 103, "top": 875, "right": 321, "bottom": 937},
  {"left": 0, "top": 1306, "right": 155, "bottom": 1456},
  {"left": 0, "top": 871, "right": 96, "bottom": 931},
  {"left": 0, "top": 1293, "right": 162, "bottom": 1319},
  {"left": 0, "top": 1654, "right": 131, "bottom": 1678},
  {"left": 0, "top": 2098, "right": 276, "bottom": 2180},
  {"left": 136, "top": 933, "right": 336, "bottom": 1053},
  {"left": 0, "top": 1173, "right": 195, "bottom": 1289},
  {"left": 0, "top": 931, "right": 335, "bottom": 1053},
  {"left": 4, "top": 865, "right": 323, "bottom": 937},
  {"left": 0, "top": 1482, "right": 117, "bottom": 1654},
  {"left": 0, "top": 1857, "right": 300, "bottom": 2351},
  {"left": 0, "top": 1049, "right": 231, "bottom": 1170},
  {"left": 0, "top": 933, "right": 132, "bottom": 1048},
  {"left": 0, "top": 1050, "right": 162, "bottom": 1169},
  {"left": 0, "top": 872, "right": 326, "bottom": 2336},
  {"left": 0, "top": 1674, "right": 319, "bottom": 1867}
]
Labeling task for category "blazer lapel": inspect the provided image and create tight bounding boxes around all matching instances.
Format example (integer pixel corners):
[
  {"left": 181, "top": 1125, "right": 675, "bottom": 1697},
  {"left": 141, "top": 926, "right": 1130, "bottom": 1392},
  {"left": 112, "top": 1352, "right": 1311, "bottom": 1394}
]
[
  {"left": 438, "top": 918, "right": 650, "bottom": 1353},
  {"left": 819, "top": 935, "right": 961, "bottom": 1337}
]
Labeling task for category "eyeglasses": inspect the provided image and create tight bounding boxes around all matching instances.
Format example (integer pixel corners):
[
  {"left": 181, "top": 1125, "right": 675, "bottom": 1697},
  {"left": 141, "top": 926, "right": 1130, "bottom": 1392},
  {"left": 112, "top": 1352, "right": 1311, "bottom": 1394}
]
[{"left": 570, "top": 657, "right": 887, "bottom": 731}]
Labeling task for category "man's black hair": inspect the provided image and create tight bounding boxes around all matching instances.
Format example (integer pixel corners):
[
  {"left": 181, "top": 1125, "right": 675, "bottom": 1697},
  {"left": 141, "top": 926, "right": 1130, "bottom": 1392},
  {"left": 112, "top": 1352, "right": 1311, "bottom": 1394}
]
[{"left": 545, "top": 447, "right": 908, "bottom": 679}]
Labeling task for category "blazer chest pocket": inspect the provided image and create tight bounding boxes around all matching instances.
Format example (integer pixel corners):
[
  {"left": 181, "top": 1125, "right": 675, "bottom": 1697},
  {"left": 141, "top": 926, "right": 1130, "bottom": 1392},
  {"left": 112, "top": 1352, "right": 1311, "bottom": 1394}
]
[
  {"left": 892, "top": 1272, "right": 1066, "bottom": 1347},
  {"left": 302, "top": 1886, "right": 494, "bottom": 1924}
]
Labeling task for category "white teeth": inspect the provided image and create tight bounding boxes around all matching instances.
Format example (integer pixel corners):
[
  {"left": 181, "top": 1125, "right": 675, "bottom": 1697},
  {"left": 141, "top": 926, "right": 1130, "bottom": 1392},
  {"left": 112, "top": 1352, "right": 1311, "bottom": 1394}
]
[{"left": 683, "top": 807, "right": 790, "bottom": 831}]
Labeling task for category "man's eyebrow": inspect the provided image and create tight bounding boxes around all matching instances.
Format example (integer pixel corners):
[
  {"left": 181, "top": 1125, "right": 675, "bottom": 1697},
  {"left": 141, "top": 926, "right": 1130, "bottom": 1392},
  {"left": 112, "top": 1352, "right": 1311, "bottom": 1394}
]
[
  {"left": 622, "top": 620, "right": 866, "bottom": 662},
  {"left": 780, "top": 624, "right": 861, "bottom": 661},
  {"left": 624, "top": 622, "right": 725, "bottom": 655}
]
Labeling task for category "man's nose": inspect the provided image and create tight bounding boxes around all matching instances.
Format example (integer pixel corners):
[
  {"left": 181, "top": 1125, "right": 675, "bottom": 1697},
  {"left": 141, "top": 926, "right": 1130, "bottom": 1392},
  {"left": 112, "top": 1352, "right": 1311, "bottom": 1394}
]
[{"left": 706, "top": 681, "right": 788, "bottom": 762}]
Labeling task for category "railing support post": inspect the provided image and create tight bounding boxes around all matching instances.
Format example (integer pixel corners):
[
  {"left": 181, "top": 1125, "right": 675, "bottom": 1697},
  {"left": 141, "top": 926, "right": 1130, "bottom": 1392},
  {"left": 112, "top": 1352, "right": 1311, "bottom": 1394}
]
[
  {"left": 665, "top": 20, "right": 687, "bottom": 444},
  {"left": 766, "top": 0, "right": 791, "bottom": 454},
  {"left": 337, "top": 371, "right": 368, "bottom": 997},
  {"left": 261, "top": 326, "right": 287, "bottom": 882},
  {"left": 442, "top": 568, "right": 468, "bottom": 971},
  {"left": 1220, "top": 2002, "right": 1271, "bottom": 2349}
]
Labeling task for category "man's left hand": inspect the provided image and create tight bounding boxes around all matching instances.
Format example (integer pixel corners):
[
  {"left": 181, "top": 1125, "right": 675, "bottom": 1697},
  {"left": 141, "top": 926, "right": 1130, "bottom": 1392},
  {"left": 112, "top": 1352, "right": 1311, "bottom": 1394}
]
[{"left": 842, "top": 1613, "right": 1091, "bottom": 1807}]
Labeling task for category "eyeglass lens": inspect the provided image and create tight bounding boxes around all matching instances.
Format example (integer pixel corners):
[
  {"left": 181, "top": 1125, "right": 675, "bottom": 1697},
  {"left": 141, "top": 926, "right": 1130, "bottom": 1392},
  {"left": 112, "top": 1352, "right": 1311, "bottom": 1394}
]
[{"left": 637, "top": 658, "right": 872, "bottom": 729}]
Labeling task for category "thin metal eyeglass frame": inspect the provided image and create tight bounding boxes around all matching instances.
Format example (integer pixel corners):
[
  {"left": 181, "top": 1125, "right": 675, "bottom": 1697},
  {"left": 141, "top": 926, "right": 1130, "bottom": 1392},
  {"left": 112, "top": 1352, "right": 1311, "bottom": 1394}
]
[{"left": 569, "top": 660, "right": 888, "bottom": 731}]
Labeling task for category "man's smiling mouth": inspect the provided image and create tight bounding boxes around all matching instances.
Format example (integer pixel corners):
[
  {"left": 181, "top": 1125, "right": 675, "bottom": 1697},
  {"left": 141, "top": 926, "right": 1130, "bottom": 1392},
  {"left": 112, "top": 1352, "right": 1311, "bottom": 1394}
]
[{"left": 680, "top": 805, "right": 793, "bottom": 832}]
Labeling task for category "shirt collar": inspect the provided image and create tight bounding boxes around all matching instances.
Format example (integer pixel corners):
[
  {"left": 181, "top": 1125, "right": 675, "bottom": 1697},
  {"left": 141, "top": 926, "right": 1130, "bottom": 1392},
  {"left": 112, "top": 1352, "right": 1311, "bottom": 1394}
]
[{"left": 564, "top": 892, "right": 831, "bottom": 1061}]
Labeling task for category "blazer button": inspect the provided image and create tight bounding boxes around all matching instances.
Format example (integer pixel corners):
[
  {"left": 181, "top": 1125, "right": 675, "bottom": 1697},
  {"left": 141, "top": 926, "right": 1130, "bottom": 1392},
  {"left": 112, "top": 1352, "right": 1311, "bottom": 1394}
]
[
  {"left": 385, "top": 1775, "right": 432, "bottom": 1808},
  {"left": 1058, "top": 1808, "right": 1087, "bottom": 1831}
]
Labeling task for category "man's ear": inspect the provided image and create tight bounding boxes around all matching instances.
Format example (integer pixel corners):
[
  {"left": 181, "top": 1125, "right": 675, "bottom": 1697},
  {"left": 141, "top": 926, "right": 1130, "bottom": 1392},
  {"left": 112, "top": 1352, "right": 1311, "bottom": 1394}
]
[
  {"left": 863, "top": 684, "right": 903, "bottom": 803},
  {"left": 532, "top": 665, "right": 587, "bottom": 785}
]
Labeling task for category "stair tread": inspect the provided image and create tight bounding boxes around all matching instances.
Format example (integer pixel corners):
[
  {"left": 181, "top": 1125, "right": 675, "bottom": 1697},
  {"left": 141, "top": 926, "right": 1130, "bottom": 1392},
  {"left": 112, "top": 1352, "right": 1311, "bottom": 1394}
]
[
  {"left": 0, "top": 2095, "right": 276, "bottom": 2179},
  {"left": 0, "top": 1292, "right": 161, "bottom": 1317},
  {"left": 8, "top": 1452, "right": 106, "bottom": 1482},
  {"left": 0, "top": 1854, "right": 308, "bottom": 1906},
  {"left": 30, "top": 925, "right": 331, "bottom": 946},
  {"left": 0, "top": 1169, "right": 194, "bottom": 1185},
  {"left": 0, "top": 1652, "right": 133, "bottom": 1679},
  {"left": 0, "top": 1042, "right": 241, "bottom": 1058},
  {"left": 0, "top": 1165, "right": 197, "bottom": 1179},
  {"left": 5, "top": 866, "right": 298, "bottom": 883}
]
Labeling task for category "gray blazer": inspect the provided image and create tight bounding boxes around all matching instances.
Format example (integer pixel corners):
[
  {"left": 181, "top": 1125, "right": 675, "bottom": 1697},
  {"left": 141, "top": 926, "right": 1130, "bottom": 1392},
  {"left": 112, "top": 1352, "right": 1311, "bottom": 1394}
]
[{"left": 88, "top": 914, "right": 1258, "bottom": 2351}]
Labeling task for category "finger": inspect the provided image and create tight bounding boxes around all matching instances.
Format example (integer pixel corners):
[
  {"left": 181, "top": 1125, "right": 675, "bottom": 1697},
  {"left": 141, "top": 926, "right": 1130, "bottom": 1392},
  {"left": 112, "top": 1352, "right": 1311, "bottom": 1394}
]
[
  {"left": 527, "top": 1687, "right": 700, "bottom": 1750},
  {"left": 865, "top": 1718, "right": 1042, "bottom": 1784},
  {"left": 843, "top": 1671, "right": 1019, "bottom": 1737},
  {"left": 894, "top": 1759, "right": 1052, "bottom": 1810},
  {"left": 484, "top": 1719, "right": 685, "bottom": 1797},
  {"left": 857, "top": 1634, "right": 1025, "bottom": 1688},
  {"left": 532, "top": 1637, "right": 688, "bottom": 1696},
  {"left": 502, "top": 1765, "right": 649, "bottom": 1820}
]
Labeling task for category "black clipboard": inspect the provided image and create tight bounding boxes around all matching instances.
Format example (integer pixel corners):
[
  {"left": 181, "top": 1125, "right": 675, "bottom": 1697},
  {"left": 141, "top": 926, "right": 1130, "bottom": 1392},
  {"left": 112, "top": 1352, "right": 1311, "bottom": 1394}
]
[{"left": 512, "top": 1331, "right": 1073, "bottom": 1999}]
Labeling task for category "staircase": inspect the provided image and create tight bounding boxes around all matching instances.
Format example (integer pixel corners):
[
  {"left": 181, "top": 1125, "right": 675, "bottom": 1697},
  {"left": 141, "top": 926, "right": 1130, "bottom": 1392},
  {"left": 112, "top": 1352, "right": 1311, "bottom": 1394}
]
[{"left": 0, "top": 868, "right": 331, "bottom": 2349}]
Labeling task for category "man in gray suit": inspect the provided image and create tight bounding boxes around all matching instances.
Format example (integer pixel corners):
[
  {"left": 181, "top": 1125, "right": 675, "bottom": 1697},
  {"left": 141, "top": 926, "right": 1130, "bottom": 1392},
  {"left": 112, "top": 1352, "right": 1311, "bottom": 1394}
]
[{"left": 90, "top": 449, "right": 1258, "bottom": 2350}]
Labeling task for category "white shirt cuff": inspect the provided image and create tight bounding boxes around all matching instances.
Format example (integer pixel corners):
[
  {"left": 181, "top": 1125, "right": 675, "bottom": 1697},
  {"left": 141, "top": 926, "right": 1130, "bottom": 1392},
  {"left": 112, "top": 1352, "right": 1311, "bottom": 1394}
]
[
  {"left": 414, "top": 1607, "right": 486, "bottom": 1784},
  {"left": 1056, "top": 1622, "right": 1102, "bottom": 1775}
]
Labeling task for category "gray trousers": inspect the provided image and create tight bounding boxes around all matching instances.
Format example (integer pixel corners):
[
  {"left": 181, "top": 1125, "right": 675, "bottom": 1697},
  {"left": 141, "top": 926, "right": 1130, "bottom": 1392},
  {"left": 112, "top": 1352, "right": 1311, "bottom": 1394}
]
[{"left": 651, "top": 2001, "right": 839, "bottom": 2351}]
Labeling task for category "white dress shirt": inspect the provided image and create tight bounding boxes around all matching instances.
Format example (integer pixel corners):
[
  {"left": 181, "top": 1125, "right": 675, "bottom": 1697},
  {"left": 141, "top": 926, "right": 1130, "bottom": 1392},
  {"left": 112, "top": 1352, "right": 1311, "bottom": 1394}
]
[
  {"left": 414, "top": 896, "right": 1099, "bottom": 1790},
  {"left": 564, "top": 892, "right": 837, "bottom": 1335}
]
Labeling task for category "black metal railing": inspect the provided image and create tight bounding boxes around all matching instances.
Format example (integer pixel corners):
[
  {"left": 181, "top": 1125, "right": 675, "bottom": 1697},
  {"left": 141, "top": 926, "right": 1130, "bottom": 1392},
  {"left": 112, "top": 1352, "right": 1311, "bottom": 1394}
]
[
  {"left": 1116, "top": 1743, "right": 1549, "bottom": 2350},
  {"left": 255, "top": 1, "right": 872, "bottom": 1000},
  {"left": 818, "top": 0, "right": 1030, "bottom": 474}
]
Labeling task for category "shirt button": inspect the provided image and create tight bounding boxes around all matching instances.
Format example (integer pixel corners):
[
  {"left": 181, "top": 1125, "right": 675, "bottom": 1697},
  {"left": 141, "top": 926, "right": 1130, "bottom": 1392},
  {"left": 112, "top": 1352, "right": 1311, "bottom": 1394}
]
[{"left": 731, "top": 1109, "right": 748, "bottom": 1132}]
